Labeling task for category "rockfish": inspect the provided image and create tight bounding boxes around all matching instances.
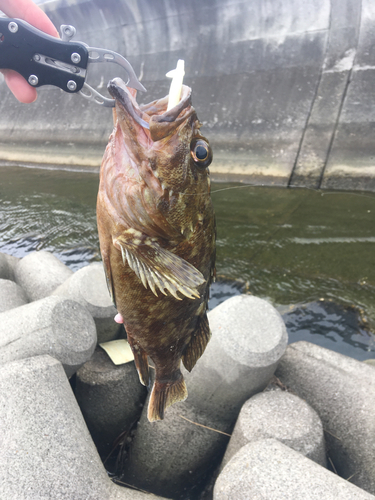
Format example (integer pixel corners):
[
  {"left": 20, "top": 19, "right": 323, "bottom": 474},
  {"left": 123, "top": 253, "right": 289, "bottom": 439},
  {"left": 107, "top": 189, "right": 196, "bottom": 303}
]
[{"left": 97, "top": 78, "right": 216, "bottom": 421}]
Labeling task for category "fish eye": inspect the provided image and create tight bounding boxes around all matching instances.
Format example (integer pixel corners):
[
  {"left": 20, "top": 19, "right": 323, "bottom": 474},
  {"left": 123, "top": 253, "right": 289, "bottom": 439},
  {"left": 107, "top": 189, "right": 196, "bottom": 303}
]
[
  {"left": 190, "top": 139, "right": 212, "bottom": 168},
  {"left": 195, "top": 144, "right": 208, "bottom": 160}
]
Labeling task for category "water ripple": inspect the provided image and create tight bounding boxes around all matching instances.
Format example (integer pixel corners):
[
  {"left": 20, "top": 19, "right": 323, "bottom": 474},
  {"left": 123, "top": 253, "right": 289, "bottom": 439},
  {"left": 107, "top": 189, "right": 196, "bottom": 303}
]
[{"left": 1, "top": 167, "right": 375, "bottom": 359}]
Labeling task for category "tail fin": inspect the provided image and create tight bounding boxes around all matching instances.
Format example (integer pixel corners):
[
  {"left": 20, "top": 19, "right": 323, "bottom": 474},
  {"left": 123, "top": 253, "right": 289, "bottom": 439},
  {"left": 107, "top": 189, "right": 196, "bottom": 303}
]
[{"left": 147, "top": 370, "right": 188, "bottom": 422}]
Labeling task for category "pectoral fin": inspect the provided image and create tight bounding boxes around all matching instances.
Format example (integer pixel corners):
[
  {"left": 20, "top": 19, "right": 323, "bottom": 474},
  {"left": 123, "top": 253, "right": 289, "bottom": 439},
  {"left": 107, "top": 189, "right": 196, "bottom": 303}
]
[{"left": 113, "top": 230, "right": 205, "bottom": 300}]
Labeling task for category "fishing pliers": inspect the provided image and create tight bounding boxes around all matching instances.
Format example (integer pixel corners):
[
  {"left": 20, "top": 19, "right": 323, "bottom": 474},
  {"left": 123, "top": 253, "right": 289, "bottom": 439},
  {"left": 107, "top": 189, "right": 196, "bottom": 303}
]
[{"left": 0, "top": 17, "right": 146, "bottom": 107}]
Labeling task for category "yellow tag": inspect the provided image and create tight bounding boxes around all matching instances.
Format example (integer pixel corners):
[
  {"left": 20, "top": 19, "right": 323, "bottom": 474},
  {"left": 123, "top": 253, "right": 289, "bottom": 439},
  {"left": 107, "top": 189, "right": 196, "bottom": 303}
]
[{"left": 99, "top": 339, "right": 134, "bottom": 365}]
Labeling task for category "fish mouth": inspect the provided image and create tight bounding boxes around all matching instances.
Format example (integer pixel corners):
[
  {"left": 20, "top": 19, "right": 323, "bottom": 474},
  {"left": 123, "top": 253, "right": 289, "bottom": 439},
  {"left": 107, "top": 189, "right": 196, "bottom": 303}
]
[
  {"left": 107, "top": 78, "right": 194, "bottom": 142},
  {"left": 108, "top": 78, "right": 151, "bottom": 129}
]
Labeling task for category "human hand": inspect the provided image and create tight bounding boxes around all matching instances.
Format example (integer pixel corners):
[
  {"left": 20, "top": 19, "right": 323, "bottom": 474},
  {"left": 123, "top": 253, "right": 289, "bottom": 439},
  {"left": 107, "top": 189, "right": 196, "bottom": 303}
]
[{"left": 0, "top": 0, "right": 59, "bottom": 103}]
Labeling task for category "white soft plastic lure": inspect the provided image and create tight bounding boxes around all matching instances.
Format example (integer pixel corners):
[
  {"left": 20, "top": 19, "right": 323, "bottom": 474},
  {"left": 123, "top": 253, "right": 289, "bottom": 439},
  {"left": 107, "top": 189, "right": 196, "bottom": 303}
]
[{"left": 166, "top": 59, "right": 185, "bottom": 111}]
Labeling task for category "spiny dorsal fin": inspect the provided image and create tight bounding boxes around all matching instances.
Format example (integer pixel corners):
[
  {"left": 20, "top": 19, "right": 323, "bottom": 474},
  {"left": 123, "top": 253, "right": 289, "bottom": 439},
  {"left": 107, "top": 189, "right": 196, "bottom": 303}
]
[
  {"left": 182, "top": 313, "right": 211, "bottom": 372},
  {"left": 113, "top": 230, "right": 205, "bottom": 300}
]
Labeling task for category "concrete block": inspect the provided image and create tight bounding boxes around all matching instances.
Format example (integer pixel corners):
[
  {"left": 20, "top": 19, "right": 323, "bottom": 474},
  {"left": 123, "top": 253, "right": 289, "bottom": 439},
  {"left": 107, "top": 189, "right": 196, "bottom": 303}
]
[
  {"left": 0, "top": 252, "right": 9, "bottom": 280},
  {"left": 124, "top": 398, "right": 229, "bottom": 499},
  {"left": 185, "top": 295, "right": 288, "bottom": 424},
  {"left": 75, "top": 347, "right": 147, "bottom": 457},
  {"left": 276, "top": 341, "right": 375, "bottom": 495},
  {"left": 0, "top": 278, "right": 28, "bottom": 312},
  {"left": 221, "top": 391, "right": 326, "bottom": 470},
  {"left": 214, "top": 439, "right": 375, "bottom": 500},
  {"left": 0, "top": 295, "right": 96, "bottom": 377},
  {"left": 53, "top": 262, "right": 119, "bottom": 343},
  {"left": 3, "top": 253, "right": 20, "bottom": 280},
  {"left": 0, "top": 251, "right": 19, "bottom": 281},
  {"left": 0, "top": 355, "right": 167, "bottom": 500},
  {"left": 122, "top": 295, "right": 288, "bottom": 498},
  {"left": 14, "top": 250, "right": 73, "bottom": 301}
]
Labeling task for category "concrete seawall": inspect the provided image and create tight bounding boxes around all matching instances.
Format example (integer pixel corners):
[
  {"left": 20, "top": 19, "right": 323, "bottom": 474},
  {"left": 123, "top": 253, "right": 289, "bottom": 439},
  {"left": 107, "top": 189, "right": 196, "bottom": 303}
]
[{"left": 0, "top": 0, "right": 375, "bottom": 191}]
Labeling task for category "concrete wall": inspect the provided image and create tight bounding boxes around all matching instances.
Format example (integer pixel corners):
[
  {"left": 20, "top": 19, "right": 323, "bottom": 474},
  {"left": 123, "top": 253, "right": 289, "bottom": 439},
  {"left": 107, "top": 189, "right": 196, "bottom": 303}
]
[{"left": 0, "top": 0, "right": 374, "bottom": 190}]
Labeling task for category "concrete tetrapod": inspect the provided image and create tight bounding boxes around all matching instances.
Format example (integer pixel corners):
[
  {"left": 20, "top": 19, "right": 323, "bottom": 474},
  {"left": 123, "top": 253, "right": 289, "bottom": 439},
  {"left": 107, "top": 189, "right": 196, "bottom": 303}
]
[
  {"left": 75, "top": 347, "right": 147, "bottom": 457},
  {"left": 122, "top": 295, "right": 288, "bottom": 498},
  {"left": 276, "top": 341, "right": 375, "bottom": 495},
  {"left": 53, "top": 261, "right": 119, "bottom": 343},
  {"left": 0, "top": 355, "right": 167, "bottom": 500},
  {"left": 0, "top": 251, "right": 19, "bottom": 281},
  {"left": 221, "top": 390, "right": 326, "bottom": 470},
  {"left": 14, "top": 250, "right": 73, "bottom": 301},
  {"left": 0, "top": 295, "right": 96, "bottom": 377},
  {"left": 214, "top": 439, "right": 375, "bottom": 500},
  {"left": 0, "top": 252, "right": 9, "bottom": 280},
  {"left": 0, "top": 278, "right": 28, "bottom": 312}
]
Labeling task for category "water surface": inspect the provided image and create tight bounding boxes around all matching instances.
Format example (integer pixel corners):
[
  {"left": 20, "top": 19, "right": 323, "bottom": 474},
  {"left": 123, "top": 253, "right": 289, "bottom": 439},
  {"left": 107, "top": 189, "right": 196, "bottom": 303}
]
[{"left": 1, "top": 165, "right": 374, "bottom": 360}]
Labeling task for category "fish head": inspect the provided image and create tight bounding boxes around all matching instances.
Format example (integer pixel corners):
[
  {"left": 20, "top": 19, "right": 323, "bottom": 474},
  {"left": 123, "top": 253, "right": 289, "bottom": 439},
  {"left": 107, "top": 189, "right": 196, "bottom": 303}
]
[{"left": 106, "top": 78, "right": 213, "bottom": 239}]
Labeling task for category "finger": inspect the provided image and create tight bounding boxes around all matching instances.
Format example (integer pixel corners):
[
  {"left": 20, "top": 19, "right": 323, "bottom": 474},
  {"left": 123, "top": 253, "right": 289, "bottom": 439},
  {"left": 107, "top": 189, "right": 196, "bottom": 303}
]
[
  {"left": 2, "top": 70, "right": 37, "bottom": 103},
  {"left": 114, "top": 313, "right": 124, "bottom": 324},
  {"left": 0, "top": 0, "right": 59, "bottom": 37}
]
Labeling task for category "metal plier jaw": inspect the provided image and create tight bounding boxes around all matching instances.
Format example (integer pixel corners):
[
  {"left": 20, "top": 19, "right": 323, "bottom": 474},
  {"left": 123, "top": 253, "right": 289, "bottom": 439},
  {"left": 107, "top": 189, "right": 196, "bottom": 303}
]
[{"left": 0, "top": 18, "right": 146, "bottom": 107}]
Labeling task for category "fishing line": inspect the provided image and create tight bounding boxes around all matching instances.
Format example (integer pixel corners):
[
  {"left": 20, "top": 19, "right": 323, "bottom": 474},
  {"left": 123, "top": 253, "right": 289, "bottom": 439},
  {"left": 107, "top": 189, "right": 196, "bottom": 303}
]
[
  {"left": 174, "top": 183, "right": 375, "bottom": 201},
  {"left": 173, "top": 183, "right": 260, "bottom": 197},
  {"left": 210, "top": 184, "right": 375, "bottom": 202},
  {"left": 211, "top": 184, "right": 259, "bottom": 195}
]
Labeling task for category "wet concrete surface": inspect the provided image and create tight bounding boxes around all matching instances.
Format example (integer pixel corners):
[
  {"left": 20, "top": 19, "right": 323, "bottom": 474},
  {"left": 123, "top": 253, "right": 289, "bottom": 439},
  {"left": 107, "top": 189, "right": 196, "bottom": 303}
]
[{"left": 1, "top": 0, "right": 375, "bottom": 190}]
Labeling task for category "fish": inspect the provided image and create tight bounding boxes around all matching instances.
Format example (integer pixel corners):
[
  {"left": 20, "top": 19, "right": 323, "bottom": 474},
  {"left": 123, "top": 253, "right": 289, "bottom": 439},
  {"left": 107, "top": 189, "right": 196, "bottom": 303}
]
[{"left": 96, "top": 77, "right": 216, "bottom": 421}]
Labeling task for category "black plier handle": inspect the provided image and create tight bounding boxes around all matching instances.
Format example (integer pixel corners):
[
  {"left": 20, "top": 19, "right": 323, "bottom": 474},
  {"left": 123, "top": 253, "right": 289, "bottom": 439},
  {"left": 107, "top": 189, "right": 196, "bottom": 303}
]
[{"left": 0, "top": 18, "right": 146, "bottom": 107}]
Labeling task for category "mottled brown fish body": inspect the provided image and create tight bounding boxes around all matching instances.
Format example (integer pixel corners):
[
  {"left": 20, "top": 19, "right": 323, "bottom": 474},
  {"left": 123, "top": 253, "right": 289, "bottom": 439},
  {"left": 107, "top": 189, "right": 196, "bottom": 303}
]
[{"left": 97, "top": 78, "right": 215, "bottom": 421}]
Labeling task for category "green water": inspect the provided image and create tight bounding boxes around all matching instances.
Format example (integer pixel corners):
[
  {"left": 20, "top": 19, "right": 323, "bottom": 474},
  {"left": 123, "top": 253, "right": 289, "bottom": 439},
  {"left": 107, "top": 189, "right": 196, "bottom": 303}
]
[
  {"left": 214, "top": 183, "right": 375, "bottom": 319},
  {"left": 1, "top": 165, "right": 374, "bottom": 359}
]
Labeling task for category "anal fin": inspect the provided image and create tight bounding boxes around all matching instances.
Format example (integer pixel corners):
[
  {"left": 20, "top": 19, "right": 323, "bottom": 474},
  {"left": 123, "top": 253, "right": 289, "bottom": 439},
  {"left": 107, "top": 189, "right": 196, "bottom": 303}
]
[
  {"left": 148, "top": 369, "right": 188, "bottom": 421},
  {"left": 127, "top": 336, "right": 149, "bottom": 386},
  {"left": 182, "top": 313, "right": 211, "bottom": 372}
]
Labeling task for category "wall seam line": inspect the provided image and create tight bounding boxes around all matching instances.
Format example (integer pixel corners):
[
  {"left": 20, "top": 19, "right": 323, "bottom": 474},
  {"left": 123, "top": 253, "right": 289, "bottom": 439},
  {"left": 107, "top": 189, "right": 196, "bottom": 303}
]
[
  {"left": 287, "top": 5, "right": 333, "bottom": 188},
  {"left": 318, "top": 0, "right": 363, "bottom": 189}
]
